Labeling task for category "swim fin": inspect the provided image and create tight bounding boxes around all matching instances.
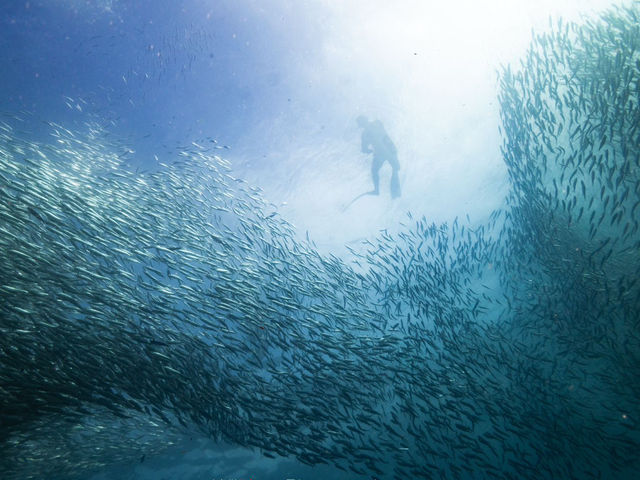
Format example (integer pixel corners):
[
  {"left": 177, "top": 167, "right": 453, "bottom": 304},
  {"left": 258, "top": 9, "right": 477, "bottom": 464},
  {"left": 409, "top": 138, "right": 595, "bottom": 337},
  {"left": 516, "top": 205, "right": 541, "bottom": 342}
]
[{"left": 390, "top": 175, "right": 401, "bottom": 199}]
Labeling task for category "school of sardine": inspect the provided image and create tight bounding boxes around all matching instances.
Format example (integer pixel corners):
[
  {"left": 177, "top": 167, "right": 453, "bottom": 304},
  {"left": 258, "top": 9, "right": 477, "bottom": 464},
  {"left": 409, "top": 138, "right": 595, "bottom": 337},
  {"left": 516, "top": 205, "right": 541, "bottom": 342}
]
[{"left": 1, "top": 3, "right": 639, "bottom": 479}]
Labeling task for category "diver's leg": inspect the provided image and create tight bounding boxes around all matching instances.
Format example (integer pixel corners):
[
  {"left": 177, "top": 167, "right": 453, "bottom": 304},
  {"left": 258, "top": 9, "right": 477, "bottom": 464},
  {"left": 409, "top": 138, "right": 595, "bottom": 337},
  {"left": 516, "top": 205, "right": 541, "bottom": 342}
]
[{"left": 371, "top": 159, "right": 381, "bottom": 195}]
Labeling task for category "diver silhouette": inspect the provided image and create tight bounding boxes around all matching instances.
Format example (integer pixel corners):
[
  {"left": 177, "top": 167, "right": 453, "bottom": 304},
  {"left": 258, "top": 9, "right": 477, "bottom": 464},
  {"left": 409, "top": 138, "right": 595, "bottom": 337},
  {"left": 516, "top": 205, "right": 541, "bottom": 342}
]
[
  {"left": 357, "top": 115, "right": 401, "bottom": 198},
  {"left": 341, "top": 116, "right": 401, "bottom": 212}
]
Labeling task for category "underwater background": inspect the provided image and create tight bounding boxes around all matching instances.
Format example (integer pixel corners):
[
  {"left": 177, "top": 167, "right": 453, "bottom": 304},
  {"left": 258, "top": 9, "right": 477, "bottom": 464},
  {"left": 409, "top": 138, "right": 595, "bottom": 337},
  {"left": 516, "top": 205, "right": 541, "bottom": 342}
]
[{"left": 1, "top": 1, "right": 639, "bottom": 479}]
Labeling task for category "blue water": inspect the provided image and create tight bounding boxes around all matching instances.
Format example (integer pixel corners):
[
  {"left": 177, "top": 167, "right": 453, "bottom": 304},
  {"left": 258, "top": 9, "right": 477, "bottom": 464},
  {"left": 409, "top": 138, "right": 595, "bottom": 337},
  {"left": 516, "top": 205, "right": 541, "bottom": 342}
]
[{"left": 2, "top": 1, "right": 637, "bottom": 479}]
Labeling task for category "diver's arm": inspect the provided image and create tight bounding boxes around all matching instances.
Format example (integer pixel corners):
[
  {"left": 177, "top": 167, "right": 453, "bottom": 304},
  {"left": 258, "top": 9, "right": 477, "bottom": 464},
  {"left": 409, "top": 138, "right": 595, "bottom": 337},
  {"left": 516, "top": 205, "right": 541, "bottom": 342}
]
[{"left": 361, "top": 134, "right": 373, "bottom": 154}]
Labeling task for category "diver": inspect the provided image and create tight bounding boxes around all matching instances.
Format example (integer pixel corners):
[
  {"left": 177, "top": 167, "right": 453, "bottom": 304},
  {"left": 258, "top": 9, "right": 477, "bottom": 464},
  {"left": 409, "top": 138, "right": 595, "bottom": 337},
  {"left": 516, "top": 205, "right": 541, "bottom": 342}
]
[{"left": 356, "top": 115, "right": 401, "bottom": 198}]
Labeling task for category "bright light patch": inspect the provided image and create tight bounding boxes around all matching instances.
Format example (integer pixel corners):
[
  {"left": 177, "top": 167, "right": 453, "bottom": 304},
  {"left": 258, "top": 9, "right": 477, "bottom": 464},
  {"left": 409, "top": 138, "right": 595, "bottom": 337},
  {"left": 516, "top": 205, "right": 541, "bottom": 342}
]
[{"left": 230, "top": 0, "right": 619, "bottom": 254}]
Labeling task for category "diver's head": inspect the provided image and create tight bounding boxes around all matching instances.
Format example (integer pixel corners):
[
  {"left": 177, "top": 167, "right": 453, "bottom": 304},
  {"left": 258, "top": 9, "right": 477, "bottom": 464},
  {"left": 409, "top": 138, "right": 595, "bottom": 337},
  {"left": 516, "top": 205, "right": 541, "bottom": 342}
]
[{"left": 356, "top": 115, "right": 368, "bottom": 128}]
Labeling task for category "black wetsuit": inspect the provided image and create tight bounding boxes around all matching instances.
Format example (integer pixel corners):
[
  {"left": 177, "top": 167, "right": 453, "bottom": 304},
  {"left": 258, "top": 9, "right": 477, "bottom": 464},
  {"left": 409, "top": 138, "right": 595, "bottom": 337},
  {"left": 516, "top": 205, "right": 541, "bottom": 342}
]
[{"left": 360, "top": 120, "right": 401, "bottom": 198}]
